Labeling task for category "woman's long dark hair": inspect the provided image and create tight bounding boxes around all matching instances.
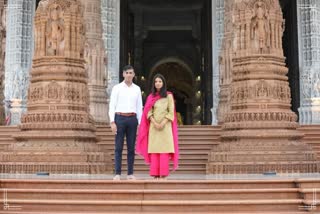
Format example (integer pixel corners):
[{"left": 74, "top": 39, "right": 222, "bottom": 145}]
[{"left": 151, "top": 73, "right": 167, "bottom": 98}]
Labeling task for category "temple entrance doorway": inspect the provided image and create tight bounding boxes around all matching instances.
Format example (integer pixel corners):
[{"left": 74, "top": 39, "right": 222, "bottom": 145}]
[
  {"left": 120, "top": 0, "right": 213, "bottom": 125},
  {"left": 149, "top": 59, "right": 194, "bottom": 125}
]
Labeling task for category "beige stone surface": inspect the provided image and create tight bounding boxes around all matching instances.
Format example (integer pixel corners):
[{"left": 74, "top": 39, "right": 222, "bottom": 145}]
[
  {"left": 80, "top": 0, "right": 109, "bottom": 125},
  {"left": 0, "top": 0, "right": 6, "bottom": 125}
]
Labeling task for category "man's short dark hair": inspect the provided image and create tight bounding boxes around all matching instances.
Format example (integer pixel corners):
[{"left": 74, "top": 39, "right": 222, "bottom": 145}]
[{"left": 123, "top": 65, "right": 134, "bottom": 72}]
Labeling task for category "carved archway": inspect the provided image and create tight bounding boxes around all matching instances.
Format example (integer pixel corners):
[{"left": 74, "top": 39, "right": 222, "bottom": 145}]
[{"left": 149, "top": 59, "right": 195, "bottom": 125}]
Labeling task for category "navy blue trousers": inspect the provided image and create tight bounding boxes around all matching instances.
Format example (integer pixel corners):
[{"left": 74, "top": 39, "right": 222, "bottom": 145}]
[{"left": 114, "top": 114, "right": 138, "bottom": 175}]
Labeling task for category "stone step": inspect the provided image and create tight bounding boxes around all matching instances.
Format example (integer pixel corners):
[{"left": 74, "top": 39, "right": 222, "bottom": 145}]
[
  {"left": 0, "top": 199, "right": 304, "bottom": 212},
  {"left": 296, "top": 179, "right": 320, "bottom": 188},
  {"left": 128, "top": 166, "right": 207, "bottom": 172},
  {"left": 98, "top": 137, "right": 218, "bottom": 141},
  {"left": 96, "top": 129, "right": 221, "bottom": 134},
  {"left": 3, "top": 188, "right": 300, "bottom": 201},
  {"left": 299, "top": 188, "right": 320, "bottom": 201},
  {"left": 98, "top": 141, "right": 217, "bottom": 146},
  {"left": 0, "top": 212, "right": 309, "bottom": 214},
  {"left": 118, "top": 158, "right": 207, "bottom": 164},
  {"left": 0, "top": 137, "right": 15, "bottom": 141},
  {"left": 106, "top": 159, "right": 208, "bottom": 169},
  {"left": 97, "top": 137, "right": 219, "bottom": 141},
  {"left": 298, "top": 125, "right": 320, "bottom": 159},
  {"left": 96, "top": 131, "right": 220, "bottom": 135},
  {"left": 132, "top": 160, "right": 207, "bottom": 166},
  {"left": 132, "top": 155, "right": 208, "bottom": 160},
  {"left": 0, "top": 126, "right": 19, "bottom": 131},
  {"left": 2, "top": 179, "right": 297, "bottom": 190},
  {"left": 98, "top": 143, "right": 217, "bottom": 149},
  {"left": 107, "top": 150, "right": 211, "bottom": 154},
  {"left": 1, "top": 178, "right": 314, "bottom": 212},
  {"left": 96, "top": 125, "right": 221, "bottom": 129}
]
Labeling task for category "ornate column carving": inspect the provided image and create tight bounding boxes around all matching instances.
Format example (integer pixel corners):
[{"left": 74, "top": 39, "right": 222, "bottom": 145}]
[
  {"left": 80, "top": 0, "right": 109, "bottom": 124},
  {"left": 0, "top": 0, "right": 6, "bottom": 125},
  {"left": 297, "top": 0, "right": 320, "bottom": 124},
  {"left": 216, "top": 0, "right": 234, "bottom": 124},
  {"left": 101, "top": 0, "right": 120, "bottom": 95},
  {"left": 0, "top": 0, "right": 111, "bottom": 174},
  {"left": 207, "top": 0, "right": 318, "bottom": 174},
  {"left": 211, "top": 0, "right": 225, "bottom": 125},
  {"left": 4, "top": 0, "right": 35, "bottom": 125}
]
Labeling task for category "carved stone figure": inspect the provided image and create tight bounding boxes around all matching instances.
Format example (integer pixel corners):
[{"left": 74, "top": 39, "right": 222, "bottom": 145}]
[
  {"left": 47, "top": 4, "right": 64, "bottom": 55},
  {"left": 250, "top": 1, "right": 270, "bottom": 52}
]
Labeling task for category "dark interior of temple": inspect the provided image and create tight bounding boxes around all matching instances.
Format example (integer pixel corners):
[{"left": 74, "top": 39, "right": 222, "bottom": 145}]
[{"left": 120, "top": 0, "right": 212, "bottom": 124}]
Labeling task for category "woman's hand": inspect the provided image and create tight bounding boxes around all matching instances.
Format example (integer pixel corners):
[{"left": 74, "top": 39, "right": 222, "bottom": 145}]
[
  {"left": 150, "top": 117, "right": 161, "bottom": 130},
  {"left": 159, "top": 118, "right": 168, "bottom": 129},
  {"left": 154, "top": 122, "right": 162, "bottom": 130}
]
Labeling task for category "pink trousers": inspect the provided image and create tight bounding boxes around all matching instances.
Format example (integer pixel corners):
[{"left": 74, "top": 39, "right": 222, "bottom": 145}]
[{"left": 149, "top": 153, "right": 170, "bottom": 176}]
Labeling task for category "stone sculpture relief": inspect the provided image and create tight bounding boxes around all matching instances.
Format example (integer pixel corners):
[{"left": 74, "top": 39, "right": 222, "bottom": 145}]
[
  {"left": 250, "top": 1, "right": 270, "bottom": 52},
  {"left": 46, "top": 4, "right": 65, "bottom": 55},
  {"left": 80, "top": 0, "right": 109, "bottom": 124}
]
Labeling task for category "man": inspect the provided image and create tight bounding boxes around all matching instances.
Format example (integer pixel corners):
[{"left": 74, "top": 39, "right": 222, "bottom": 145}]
[{"left": 109, "top": 65, "right": 143, "bottom": 180}]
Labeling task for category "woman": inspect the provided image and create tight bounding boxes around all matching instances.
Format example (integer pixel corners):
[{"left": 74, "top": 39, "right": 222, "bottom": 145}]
[{"left": 136, "top": 74, "right": 179, "bottom": 179}]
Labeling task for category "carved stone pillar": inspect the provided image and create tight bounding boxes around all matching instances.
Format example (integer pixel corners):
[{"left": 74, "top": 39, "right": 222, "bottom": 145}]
[
  {"left": 297, "top": 0, "right": 320, "bottom": 124},
  {"left": 211, "top": 0, "right": 225, "bottom": 125},
  {"left": 4, "top": 0, "right": 35, "bottom": 125},
  {"left": 101, "top": 0, "right": 120, "bottom": 95},
  {"left": 0, "top": 0, "right": 111, "bottom": 174},
  {"left": 0, "top": 0, "right": 6, "bottom": 125},
  {"left": 207, "top": 0, "right": 318, "bottom": 174},
  {"left": 216, "top": 0, "right": 233, "bottom": 124},
  {"left": 80, "top": 0, "right": 109, "bottom": 124}
]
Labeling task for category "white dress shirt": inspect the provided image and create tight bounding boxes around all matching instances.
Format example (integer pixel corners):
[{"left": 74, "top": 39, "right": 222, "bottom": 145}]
[{"left": 109, "top": 81, "right": 143, "bottom": 124}]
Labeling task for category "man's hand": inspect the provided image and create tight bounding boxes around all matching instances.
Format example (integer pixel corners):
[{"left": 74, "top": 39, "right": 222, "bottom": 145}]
[{"left": 110, "top": 122, "right": 117, "bottom": 134}]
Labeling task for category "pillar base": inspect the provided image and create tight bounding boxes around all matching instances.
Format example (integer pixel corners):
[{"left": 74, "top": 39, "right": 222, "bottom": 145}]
[{"left": 8, "top": 99, "right": 26, "bottom": 125}]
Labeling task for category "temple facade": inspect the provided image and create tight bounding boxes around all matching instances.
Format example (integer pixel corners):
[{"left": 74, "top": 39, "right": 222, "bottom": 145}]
[{"left": 0, "top": 0, "right": 320, "bottom": 126}]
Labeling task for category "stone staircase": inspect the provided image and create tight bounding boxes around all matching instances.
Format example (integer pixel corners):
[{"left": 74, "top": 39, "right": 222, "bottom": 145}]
[
  {"left": 0, "top": 125, "right": 220, "bottom": 174},
  {"left": 0, "top": 125, "right": 318, "bottom": 213},
  {"left": 298, "top": 125, "right": 320, "bottom": 159},
  {"left": 0, "top": 125, "right": 221, "bottom": 174},
  {"left": 297, "top": 179, "right": 320, "bottom": 211},
  {"left": 0, "top": 178, "right": 317, "bottom": 213},
  {"left": 1, "top": 125, "right": 320, "bottom": 174},
  {"left": 96, "top": 125, "right": 221, "bottom": 174}
]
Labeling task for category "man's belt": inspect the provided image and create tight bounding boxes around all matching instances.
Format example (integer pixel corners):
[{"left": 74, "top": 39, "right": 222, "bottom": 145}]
[{"left": 116, "top": 112, "right": 136, "bottom": 117}]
